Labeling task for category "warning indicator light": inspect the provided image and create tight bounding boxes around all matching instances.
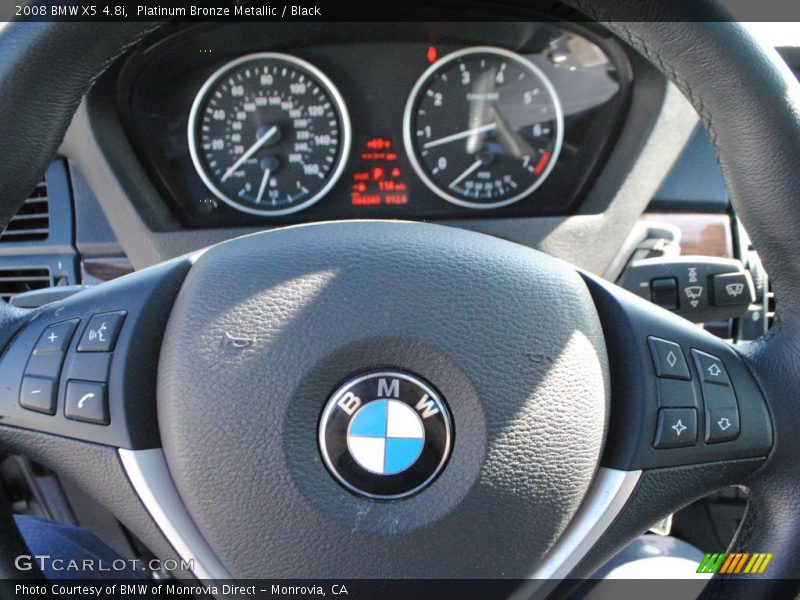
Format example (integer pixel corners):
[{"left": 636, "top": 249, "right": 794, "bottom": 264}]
[{"left": 427, "top": 46, "right": 438, "bottom": 63}]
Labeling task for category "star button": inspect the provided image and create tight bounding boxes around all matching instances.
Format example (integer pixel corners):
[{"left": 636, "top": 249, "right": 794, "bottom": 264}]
[{"left": 672, "top": 419, "right": 687, "bottom": 436}]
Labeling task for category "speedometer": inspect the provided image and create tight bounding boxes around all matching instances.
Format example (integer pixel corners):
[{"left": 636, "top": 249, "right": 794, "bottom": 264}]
[
  {"left": 404, "top": 47, "right": 563, "bottom": 209},
  {"left": 188, "top": 53, "right": 351, "bottom": 216}
]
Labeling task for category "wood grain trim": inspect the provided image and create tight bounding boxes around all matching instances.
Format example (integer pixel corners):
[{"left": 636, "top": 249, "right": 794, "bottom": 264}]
[{"left": 641, "top": 213, "right": 732, "bottom": 258}]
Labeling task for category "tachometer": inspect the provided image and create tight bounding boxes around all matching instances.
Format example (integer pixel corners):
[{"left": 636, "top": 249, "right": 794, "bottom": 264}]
[
  {"left": 188, "top": 53, "right": 351, "bottom": 216},
  {"left": 404, "top": 46, "right": 563, "bottom": 209}
]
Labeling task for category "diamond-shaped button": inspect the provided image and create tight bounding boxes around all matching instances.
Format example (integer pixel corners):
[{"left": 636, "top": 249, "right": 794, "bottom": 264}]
[
  {"left": 648, "top": 337, "right": 691, "bottom": 380},
  {"left": 667, "top": 351, "right": 677, "bottom": 368}
]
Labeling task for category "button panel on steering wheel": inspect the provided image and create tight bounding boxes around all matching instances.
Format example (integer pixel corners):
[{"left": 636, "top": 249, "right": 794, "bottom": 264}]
[{"left": 585, "top": 273, "right": 772, "bottom": 470}]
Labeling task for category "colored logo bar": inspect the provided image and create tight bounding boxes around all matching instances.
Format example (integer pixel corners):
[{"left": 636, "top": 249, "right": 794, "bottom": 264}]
[{"left": 697, "top": 552, "right": 773, "bottom": 574}]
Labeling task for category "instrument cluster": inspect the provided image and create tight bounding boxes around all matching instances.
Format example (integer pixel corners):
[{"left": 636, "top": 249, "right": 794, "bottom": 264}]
[{"left": 119, "top": 22, "right": 631, "bottom": 228}]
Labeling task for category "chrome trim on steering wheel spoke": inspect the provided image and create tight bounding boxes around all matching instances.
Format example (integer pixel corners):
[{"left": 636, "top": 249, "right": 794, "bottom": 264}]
[
  {"left": 513, "top": 467, "right": 642, "bottom": 598},
  {"left": 531, "top": 467, "right": 642, "bottom": 579},
  {"left": 121, "top": 449, "right": 639, "bottom": 588},
  {"left": 119, "top": 448, "right": 232, "bottom": 582}
]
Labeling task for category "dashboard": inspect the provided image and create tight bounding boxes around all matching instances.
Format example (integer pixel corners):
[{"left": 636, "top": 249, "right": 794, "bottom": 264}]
[
  {"left": 3, "top": 15, "right": 799, "bottom": 584},
  {"left": 118, "top": 22, "right": 631, "bottom": 228}
]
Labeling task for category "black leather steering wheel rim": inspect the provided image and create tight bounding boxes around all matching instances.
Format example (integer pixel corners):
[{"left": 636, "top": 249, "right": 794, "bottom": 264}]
[
  {"left": 592, "top": 13, "right": 800, "bottom": 596},
  {"left": 0, "top": 1, "right": 799, "bottom": 595}
]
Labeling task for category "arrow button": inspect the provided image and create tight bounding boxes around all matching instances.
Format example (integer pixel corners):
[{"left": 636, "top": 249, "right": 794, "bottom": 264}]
[
  {"left": 691, "top": 349, "right": 731, "bottom": 386},
  {"left": 705, "top": 407, "right": 740, "bottom": 443}
]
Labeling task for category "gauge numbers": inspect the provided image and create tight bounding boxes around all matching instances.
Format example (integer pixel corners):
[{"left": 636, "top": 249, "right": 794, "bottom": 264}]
[
  {"left": 404, "top": 47, "right": 563, "bottom": 209},
  {"left": 188, "top": 53, "right": 351, "bottom": 216}
]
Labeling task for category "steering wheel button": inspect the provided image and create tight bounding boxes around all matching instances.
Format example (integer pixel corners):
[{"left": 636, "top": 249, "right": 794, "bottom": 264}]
[
  {"left": 654, "top": 408, "right": 697, "bottom": 449},
  {"left": 24, "top": 352, "right": 65, "bottom": 379},
  {"left": 647, "top": 337, "right": 691, "bottom": 380},
  {"left": 77, "top": 311, "right": 126, "bottom": 353},
  {"left": 19, "top": 376, "right": 56, "bottom": 415},
  {"left": 701, "top": 381, "right": 738, "bottom": 410},
  {"left": 67, "top": 353, "right": 112, "bottom": 384},
  {"left": 33, "top": 319, "right": 78, "bottom": 354},
  {"left": 657, "top": 378, "right": 699, "bottom": 408},
  {"left": 705, "top": 407, "right": 740, "bottom": 443},
  {"left": 711, "top": 272, "right": 754, "bottom": 307},
  {"left": 650, "top": 278, "right": 679, "bottom": 310},
  {"left": 65, "top": 380, "right": 109, "bottom": 425},
  {"left": 691, "top": 349, "right": 731, "bottom": 386}
]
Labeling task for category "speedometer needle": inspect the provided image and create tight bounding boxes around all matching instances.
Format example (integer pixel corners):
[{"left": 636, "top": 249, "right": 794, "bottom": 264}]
[
  {"left": 449, "top": 159, "right": 483, "bottom": 189},
  {"left": 256, "top": 168, "right": 272, "bottom": 203},
  {"left": 423, "top": 123, "right": 497, "bottom": 150},
  {"left": 221, "top": 125, "right": 278, "bottom": 182}
]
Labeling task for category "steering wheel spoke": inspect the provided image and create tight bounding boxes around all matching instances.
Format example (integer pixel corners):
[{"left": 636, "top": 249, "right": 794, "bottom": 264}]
[
  {"left": 544, "top": 273, "right": 775, "bottom": 584},
  {"left": 0, "top": 256, "right": 191, "bottom": 449},
  {"left": 584, "top": 273, "right": 773, "bottom": 472}
]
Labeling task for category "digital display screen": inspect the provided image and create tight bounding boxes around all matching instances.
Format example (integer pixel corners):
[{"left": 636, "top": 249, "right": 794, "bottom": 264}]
[{"left": 350, "top": 136, "right": 408, "bottom": 207}]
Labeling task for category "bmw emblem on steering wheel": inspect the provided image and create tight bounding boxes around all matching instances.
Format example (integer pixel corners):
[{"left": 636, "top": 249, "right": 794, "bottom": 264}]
[{"left": 318, "top": 370, "right": 453, "bottom": 499}]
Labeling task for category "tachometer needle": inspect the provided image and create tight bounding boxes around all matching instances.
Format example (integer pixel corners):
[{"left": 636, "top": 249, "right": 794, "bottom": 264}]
[
  {"left": 423, "top": 122, "right": 497, "bottom": 149},
  {"left": 449, "top": 159, "right": 483, "bottom": 189},
  {"left": 221, "top": 125, "right": 278, "bottom": 182},
  {"left": 256, "top": 168, "right": 272, "bottom": 203}
]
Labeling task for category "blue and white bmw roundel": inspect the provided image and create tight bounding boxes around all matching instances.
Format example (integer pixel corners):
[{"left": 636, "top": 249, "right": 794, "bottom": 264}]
[
  {"left": 347, "top": 399, "right": 425, "bottom": 475},
  {"left": 319, "top": 370, "right": 452, "bottom": 499}
]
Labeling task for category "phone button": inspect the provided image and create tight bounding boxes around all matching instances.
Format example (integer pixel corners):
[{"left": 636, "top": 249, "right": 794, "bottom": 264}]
[{"left": 65, "top": 380, "right": 109, "bottom": 425}]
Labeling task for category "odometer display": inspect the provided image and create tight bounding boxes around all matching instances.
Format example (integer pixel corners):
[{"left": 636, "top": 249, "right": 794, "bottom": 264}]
[
  {"left": 404, "top": 47, "right": 563, "bottom": 209},
  {"left": 188, "top": 53, "right": 351, "bottom": 216}
]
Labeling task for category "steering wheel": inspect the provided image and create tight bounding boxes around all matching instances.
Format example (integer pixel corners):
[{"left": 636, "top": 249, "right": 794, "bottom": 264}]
[{"left": 1, "top": 2, "right": 799, "bottom": 598}]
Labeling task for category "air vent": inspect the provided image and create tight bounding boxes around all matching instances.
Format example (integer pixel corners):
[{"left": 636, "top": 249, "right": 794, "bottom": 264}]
[
  {"left": 0, "top": 179, "right": 50, "bottom": 242},
  {"left": 0, "top": 267, "right": 52, "bottom": 303}
]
